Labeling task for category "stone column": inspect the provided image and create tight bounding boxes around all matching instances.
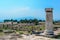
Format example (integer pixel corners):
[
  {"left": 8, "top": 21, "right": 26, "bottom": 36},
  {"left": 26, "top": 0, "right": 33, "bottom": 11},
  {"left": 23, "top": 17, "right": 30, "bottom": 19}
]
[{"left": 44, "top": 8, "right": 54, "bottom": 36}]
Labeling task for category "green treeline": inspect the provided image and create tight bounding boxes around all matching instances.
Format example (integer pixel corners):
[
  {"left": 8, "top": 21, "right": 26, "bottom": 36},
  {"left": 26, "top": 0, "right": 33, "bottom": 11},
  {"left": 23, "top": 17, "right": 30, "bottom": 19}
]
[
  {"left": 4, "top": 19, "right": 45, "bottom": 25},
  {"left": 4, "top": 19, "right": 60, "bottom": 24}
]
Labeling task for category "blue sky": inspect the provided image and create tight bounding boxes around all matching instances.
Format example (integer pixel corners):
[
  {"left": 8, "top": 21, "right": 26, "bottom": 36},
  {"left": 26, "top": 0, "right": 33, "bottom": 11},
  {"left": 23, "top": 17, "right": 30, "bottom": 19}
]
[{"left": 0, "top": 0, "right": 60, "bottom": 22}]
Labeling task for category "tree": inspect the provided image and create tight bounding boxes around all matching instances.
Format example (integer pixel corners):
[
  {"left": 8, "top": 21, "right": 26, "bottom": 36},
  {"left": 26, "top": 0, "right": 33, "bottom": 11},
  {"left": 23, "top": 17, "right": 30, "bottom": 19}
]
[
  {"left": 4, "top": 19, "right": 17, "bottom": 22},
  {"left": 4, "top": 19, "right": 11, "bottom": 22},
  {"left": 32, "top": 18, "right": 39, "bottom": 25}
]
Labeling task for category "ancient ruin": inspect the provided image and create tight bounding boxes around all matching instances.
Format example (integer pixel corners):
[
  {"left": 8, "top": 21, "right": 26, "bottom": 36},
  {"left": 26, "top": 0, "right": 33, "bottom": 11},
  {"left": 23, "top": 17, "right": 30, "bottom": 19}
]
[{"left": 43, "top": 8, "right": 54, "bottom": 37}]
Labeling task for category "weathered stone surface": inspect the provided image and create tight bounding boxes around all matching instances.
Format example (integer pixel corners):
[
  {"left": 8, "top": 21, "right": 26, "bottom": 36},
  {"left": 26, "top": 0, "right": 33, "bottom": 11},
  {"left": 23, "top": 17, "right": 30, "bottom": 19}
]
[{"left": 44, "top": 8, "right": 54, "bottom": 36}]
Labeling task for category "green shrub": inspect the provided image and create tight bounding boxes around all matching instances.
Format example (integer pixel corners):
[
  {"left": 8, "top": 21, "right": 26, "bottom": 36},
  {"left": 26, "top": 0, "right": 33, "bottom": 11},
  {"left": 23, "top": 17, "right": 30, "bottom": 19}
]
[
  {"left": 0, "top": 29, "right": 3, "bottom": 32},
  {"left": 19, "top": 31, "right": 24, "bottom": 34},
  {"left": 58, "top": 33, "right": 60, "bottom": 35},
  {"left": 40, "top": 26, "right": 45, "bottom": 30}
]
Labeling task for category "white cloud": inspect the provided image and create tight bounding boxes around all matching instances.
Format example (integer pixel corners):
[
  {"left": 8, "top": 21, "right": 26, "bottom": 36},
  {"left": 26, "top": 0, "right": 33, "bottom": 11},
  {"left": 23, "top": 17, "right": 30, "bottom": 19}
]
[
  {"left": 11, "top": 7, "right": 30, "bottom": 13},
  {"left": 0, "top": 7, "right": 30, "bottom": 13}
]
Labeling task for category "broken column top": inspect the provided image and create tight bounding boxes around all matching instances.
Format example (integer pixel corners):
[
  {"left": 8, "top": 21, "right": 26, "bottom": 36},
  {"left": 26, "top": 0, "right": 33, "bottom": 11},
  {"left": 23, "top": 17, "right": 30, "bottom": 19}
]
[{"left": 45, "top": 8, "right": 53, "bottom": 12}]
